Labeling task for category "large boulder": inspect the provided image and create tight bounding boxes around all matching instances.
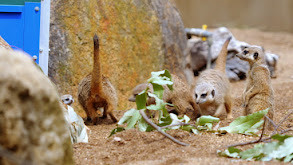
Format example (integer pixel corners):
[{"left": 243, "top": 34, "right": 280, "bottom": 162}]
[
  {"left": 49, "top": 0, "right": 192, "bottom": 112},
  {"left": 0, "top": 49, "right": 74, "bottom": 165}
]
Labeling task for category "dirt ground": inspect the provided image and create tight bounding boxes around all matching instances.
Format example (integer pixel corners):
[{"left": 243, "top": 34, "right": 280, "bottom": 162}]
[{"left": 73, "top": 28, "right": 293, "bottom": 165}]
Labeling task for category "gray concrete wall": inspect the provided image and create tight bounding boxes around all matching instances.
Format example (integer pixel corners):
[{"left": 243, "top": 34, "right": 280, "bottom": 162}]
[{"left": 173, "top": 0, "right": 293, "bottom": 33}]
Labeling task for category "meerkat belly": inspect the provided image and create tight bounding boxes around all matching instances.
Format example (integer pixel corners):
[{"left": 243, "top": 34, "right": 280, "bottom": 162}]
[
  {"left": 246, "top": 94, "right": 272, "bottom": 113},
  {"left": 199, "top": 103, "right": 219, "bottom": 116}
]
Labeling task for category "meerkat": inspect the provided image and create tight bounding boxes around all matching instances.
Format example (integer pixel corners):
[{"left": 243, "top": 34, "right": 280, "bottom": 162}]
[
  {"left": 236, "top": 45, "right": 274, "bottom": 129},
  {"left": 129, "top": 74, "right": 201, "bottom": 120},
  {"left": 194, "top": 36, "right": 232, "bottom": 119},
  {"left": 78, "top": 35, "right": 118, "bottom": 124}
]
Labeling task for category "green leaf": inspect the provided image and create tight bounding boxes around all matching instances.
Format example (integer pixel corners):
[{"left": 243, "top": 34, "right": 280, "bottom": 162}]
[
  {"left": 218, "top": 148, "right": 241, "bottom": 158},
  {"left": 196, "top": 115, "right": 220, "bottom": 126},
  {"left": 146, "top": 92, "right": 170, "bottom": 119},
  {"left": 152, "top": 83, "right": 165, "bottom": 99},
  {"left": 219, "top": 109, "right": 269, "bottom": 135},
  {"left": 108, "top": 127, "right": 125, "bottom": 137},
  {"left": 191, "top": 128, "right": 199, "bottom": 134},
  {"left": 228, "top": 147, "right": 242, "bottom": 154},
  {"left": 146, "top": 93, "right": 166, "bottom": 110},
  {"left": 136, "top": 92, "right": 147, "bottom": 110},
  {"left": 268, "top": 137, "right": 293, "bottom": 159},
  {"left": 158, "top": 115, "right": 172, "bottom": 126},
  {"left": 271, "top": 134, "right": 292, "bottom": 143},
  {"left": 183, "top": 115, "right": 191, "bottom": 123},
  {"left": 284, "top": 154, "right": 293, "bottom": 162},
  {"left": 138, "top": 116, "right": 150, "bottom": 132},
  {"left": 181, "top": 125, "right": 194, "bottom": 132},
  {"left": 118, "top": 109, "right": 141, "bottom": 129},
  {"left": 147, "top": 70, "right": 173, "bottom": 91},
  {"left": 240, "top": 144, "right": 264, "bottom": 160}
]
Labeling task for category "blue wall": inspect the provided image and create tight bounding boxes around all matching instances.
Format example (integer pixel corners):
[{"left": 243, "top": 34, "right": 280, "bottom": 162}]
[{"left": 0, "top": 2, "right": 41, "bottom": 63}]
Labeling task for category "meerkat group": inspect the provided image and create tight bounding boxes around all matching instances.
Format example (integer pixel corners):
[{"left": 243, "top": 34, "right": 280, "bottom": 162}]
[{"left": 76, "top": 34, "right": 274, "bottom": 127}]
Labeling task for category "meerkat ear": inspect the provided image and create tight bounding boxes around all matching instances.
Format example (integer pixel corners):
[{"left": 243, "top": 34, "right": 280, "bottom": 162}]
[
  {"left": 211, "top": 89, "right": 215, "bottom": 97},
  {"left": 254, "top": 52, "right": 259, "bottom": 59}
]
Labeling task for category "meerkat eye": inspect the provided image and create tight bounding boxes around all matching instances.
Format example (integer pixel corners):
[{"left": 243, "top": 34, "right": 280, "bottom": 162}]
[
  {"left": 211, "top": 90, "right": 215, "bottom": 97},
  {"left": 65, "top": 98, "right": 70, "bottom": 101},
  {"left": 253, "top": 52, "right": 259, "bottom": 59},
  {"left": 243, "top": 50, "right": 249, "bottom": 55},
  {"left": 241, "top": 46, "right": 248, "bottom": 50},
  {"left": 195, "top": 94, "right": 198, "bottom": 98},
  {"left": 201, "top": 93, "right": 207, "bottom": 97}
]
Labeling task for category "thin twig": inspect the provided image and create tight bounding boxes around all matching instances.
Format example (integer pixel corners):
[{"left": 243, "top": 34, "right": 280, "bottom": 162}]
[
  {"left": 280, "top": 128, "right": 293, "bottom": 134},
  {"left": 273, "top": 109, "right": 293, "bottom": 134},
  {"left": 160, "top": 123, "right": 190, "bottom": 129},
  {"left": 258, "top": 115, "right": 266, "bottom": 141},
  {"left": 277, "top": 109, "right": 293, "bottom": 128},
  {"left": 139, "top": 110, "right": 189, "bottom": 146},
  {"left": 264, "top": 115, "right": 278, "bottom": 131}
]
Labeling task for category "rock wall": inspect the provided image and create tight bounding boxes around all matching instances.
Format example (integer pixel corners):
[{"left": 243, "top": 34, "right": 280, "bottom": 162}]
[
  {"left": 0, "top": 49, "right": 74, "bottom": 165},
  {"left": 49, "top": 0, "right": 192, "bottom": 113}
]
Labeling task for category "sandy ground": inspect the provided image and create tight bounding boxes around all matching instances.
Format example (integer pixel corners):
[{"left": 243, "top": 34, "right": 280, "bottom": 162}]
[{"left": 73, "top": 28, "right": 293, "bottom": 165}]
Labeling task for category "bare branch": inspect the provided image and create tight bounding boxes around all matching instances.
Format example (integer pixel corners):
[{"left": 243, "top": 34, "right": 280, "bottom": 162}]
[
  {"left": 273, "top": 109, "right": 293, "bottom": 134},
  {"left": 264, "top": 115, "right": 277, "bottom": 131},
  {"left": 280, "top": 128, "right": 293, "bottom": 134},
  {"left": 160, "top": 123, "right": 190, "bottom": 129},
  {"left": 259, "top": 115, "right": 266, "bottom": 141},
  {"left": 139, "top": 110, "right": 189, "bottom": 146}
]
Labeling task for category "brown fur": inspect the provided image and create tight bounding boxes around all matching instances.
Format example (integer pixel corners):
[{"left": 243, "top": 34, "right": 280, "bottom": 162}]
[
  {"left": 194, "top": 37, "right": 232, "bottom": 119},
  {"left": 78, "top": 35, "right": 117, "bottom": 124},
  {"left": 236, "top": 46, "right": 274, "bottom": 130},
  {"left": 129, "top": 74, "right": 201, "bottom": 120}
]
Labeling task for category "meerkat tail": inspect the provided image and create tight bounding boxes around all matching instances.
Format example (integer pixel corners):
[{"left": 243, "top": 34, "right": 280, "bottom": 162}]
[
  {"left": 90, "top": 34, "right": 103, "bottom": 94},
  {"left": 214, "top": 36, "right": 232, "bottom": 73}
]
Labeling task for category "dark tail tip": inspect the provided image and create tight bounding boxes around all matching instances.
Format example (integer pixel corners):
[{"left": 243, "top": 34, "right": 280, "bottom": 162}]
[{"left": 93, "top": 34, "right": 99, "bottom": 48}]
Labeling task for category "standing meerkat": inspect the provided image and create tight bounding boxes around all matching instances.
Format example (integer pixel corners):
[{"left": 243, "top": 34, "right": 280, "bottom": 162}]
[
  {"left": 194, "top": 37, "right": 232, "bottom": 119},
  {"left": 78, "top": 35, "right": 118, "bottom": 124},
  {"left": 236, "top": 46, "right": 274, "bottom": 129},
  {"left": 128, "top": 74, "right": 201, "bottom": 120}
]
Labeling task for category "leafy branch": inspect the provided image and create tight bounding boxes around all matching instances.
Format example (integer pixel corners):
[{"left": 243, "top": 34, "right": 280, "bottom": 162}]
[
  {"left": 218, "top": 109, "right": 293, "bottom": 163},
  {"left": 109, "top": 70, "right": 220, "bottom": 146}
]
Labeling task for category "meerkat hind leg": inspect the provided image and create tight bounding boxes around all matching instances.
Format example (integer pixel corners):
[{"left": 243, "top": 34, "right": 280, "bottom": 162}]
[
  {"left": 224, "top": 95, "right": 233, "bottom": 119},
  {"left": 103, "top": 104, "right": 118, "bottom": 122},
  {"left": 86, "top": 98, "right": 99, "bottom": 123},
  {"left": 214, "top": 103, "right": 225, "bottom": 119}
]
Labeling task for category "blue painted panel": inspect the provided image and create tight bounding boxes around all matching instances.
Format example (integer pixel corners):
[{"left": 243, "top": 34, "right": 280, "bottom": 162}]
[
  {"left": 0, "top": 7, "right": 24, "bottom": 51},
  {"left": 0, "top": 5, "right": 23, "bottom": 12},
  {"left": 23, "top": 2, "right": 41, "bottom": 63}
]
